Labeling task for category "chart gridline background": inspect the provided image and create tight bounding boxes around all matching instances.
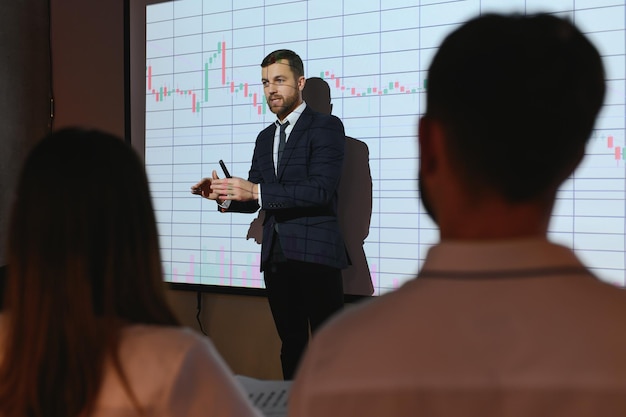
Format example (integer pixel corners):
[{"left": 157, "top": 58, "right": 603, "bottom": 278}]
[{"left": 145, "top": 0, "right": 626, "bottom": 295}]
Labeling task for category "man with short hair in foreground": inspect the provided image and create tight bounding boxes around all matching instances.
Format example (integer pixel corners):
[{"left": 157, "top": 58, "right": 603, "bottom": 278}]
[{"left": 288, "top": 13, "right": 626, "bottom": 417}]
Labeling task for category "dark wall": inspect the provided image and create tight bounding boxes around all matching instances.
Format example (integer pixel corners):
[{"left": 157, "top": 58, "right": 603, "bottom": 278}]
[
  {"left": 49, "top": 0, "right": 125, "bottom": 136},
  {"left": 0, "top": 1, "right": 51, "bottom": 265}
]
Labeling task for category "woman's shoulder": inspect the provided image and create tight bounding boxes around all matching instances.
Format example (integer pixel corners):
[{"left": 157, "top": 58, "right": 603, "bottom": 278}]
[
  {"left": 101, "top": 325, "right": 224, "bottom": 403},
  {"left": 97, "top": 325, "right": 260, "bottom": 416}
]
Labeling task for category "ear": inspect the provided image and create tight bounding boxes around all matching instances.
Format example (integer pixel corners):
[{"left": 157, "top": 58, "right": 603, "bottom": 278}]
[
  {"left": 570, "top": 146, "right": 585, "bottom": 174},
  {"left": 556, "top": 145, "right": 586, "bottom": 186},
  {"left": 298, "top": 76, "right": 306, "bottom": 91},
  {"left": 418, "top": 115, "right": 440, "bottom": 175}
]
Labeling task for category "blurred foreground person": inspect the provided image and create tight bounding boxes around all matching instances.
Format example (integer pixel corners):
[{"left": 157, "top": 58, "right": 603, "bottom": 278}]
[
  {"left": 0, "top": 128, "right": 261, "bottom": 417},
  {"left": 289, "top": 13, "right": 626, "bottom": 417}
]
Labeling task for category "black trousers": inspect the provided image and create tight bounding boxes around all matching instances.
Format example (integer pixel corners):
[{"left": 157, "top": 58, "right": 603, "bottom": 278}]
[{"left": 264, "top": 236, "right": 344, "bottom": 380}]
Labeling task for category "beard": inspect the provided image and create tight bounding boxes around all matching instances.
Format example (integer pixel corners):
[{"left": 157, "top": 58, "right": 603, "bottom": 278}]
[
  {"left": 267, "top": 88, "right": 300, "bottom": 119},
  {"left": 418, "top": 175, "right": 438, "bottom": 225}
]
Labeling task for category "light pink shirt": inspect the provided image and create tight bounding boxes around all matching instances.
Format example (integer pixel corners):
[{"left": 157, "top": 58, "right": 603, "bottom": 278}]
[
  {"left": 289, "top": 239, "right": 626, "bottom": 417},
  {"left": 94, "top": 325, "right": 262, "bottom": 417}
]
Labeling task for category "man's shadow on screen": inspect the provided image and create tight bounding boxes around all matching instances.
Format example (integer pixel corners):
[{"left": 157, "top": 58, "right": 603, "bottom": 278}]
[
  {"left": 305, "top": 77, "right": 374, "bottom": 296},
  {"left": 247, "top": 77, "right": 374, "bottom": 296}
]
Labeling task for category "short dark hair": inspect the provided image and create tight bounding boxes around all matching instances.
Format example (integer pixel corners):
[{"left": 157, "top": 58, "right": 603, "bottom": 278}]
[
  {"left": 426, "top": 13, "right": 606, "bottom": 202},
  {"left": 261, "top": 49, "right": 305, "bottom": 78}
]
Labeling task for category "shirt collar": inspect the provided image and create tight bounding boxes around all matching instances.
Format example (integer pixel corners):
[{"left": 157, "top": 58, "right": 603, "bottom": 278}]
[
  {"left": 276, "top": 101, "right": 306, "bottom": 128},
  {"left": 422, "top": 238, "right": 585, "bottom": 273}
]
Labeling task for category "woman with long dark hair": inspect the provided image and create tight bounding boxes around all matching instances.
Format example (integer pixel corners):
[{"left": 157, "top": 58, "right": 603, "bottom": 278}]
[{"left": 0, "top": 128, "right": 261, "bottom": 417}]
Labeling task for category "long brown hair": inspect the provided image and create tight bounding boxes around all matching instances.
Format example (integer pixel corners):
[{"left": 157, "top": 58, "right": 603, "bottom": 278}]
[{"left": 0, "top": 128, "right": 179, "bottom": 417}]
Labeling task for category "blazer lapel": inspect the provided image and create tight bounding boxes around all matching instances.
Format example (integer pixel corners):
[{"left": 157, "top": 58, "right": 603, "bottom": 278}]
[{"left": 257, "top": 125, "right": 278, "bottom": 181}]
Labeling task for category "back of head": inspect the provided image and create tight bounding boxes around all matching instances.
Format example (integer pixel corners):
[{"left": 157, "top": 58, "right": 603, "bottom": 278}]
[
  {"left": 426, "top": 13, "right": 605, "bottom": 202},
  {"left": 261, "top": 49, "right": 305, "bottom": 78},
  {"left": 2, "top": 128, "right": 178, "bottom": 417},
  {"left": 6, "top": 127, "right": 175, "bottom": 323}
]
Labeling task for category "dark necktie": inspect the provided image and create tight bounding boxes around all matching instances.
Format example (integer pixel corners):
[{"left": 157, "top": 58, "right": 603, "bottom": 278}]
[{"left": 277, "top": 121, "right": 290, "bottom": 166}]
